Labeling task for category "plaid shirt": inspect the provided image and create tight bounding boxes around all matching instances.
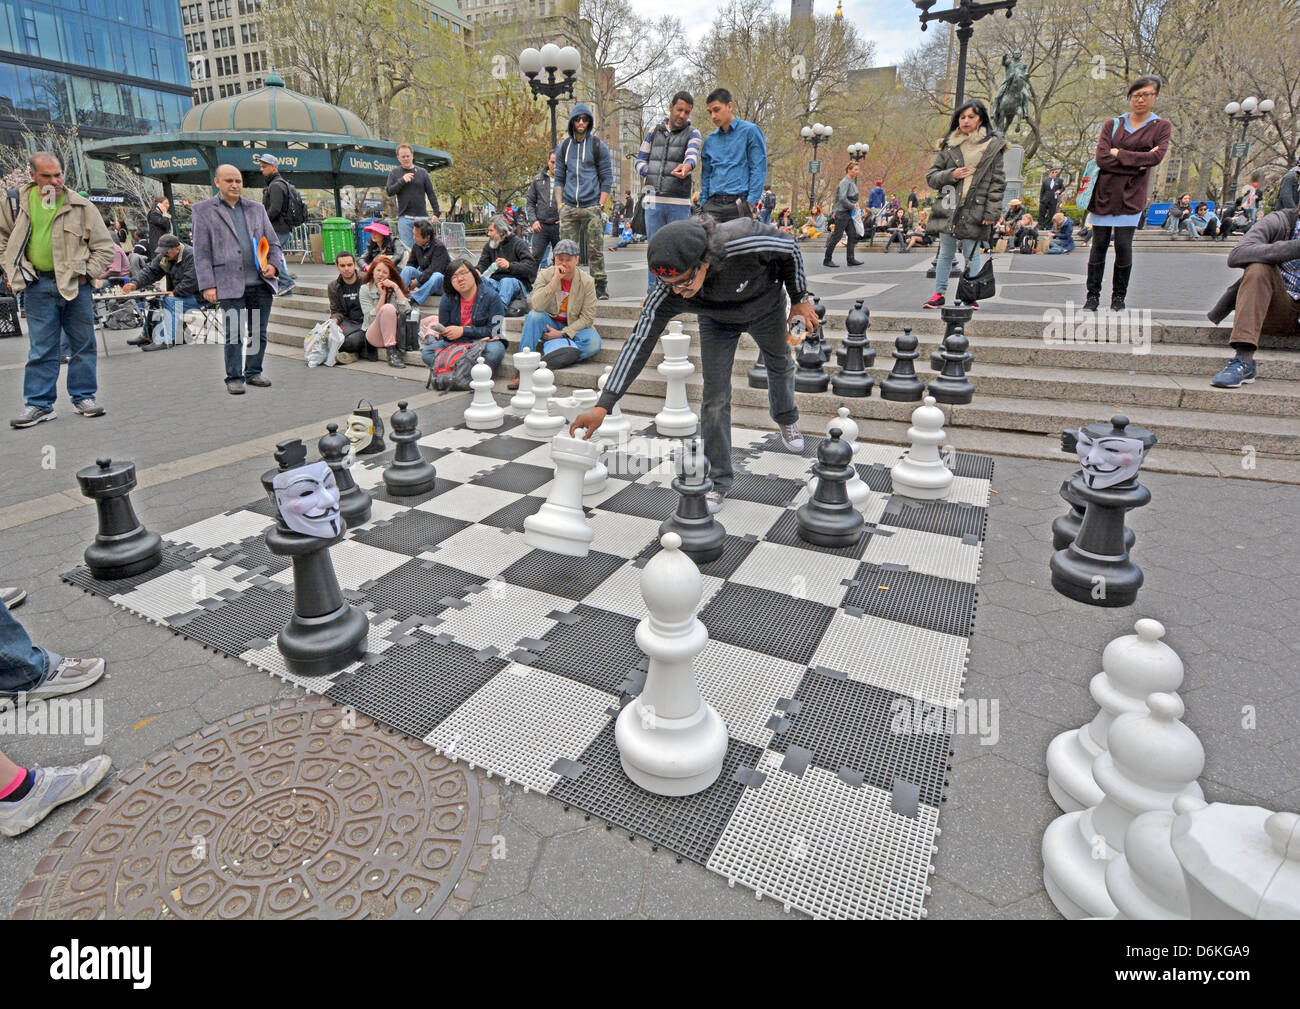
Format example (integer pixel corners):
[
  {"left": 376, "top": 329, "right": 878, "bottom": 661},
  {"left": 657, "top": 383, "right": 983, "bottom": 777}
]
[{"left": 1283, "top": 217, "right": 1300, "bottom": 301}]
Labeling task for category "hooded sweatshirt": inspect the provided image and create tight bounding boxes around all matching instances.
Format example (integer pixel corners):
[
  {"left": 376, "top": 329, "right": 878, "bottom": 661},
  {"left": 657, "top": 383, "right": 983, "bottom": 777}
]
[{"left": 553, "top": 103, "right": 613, "bottom": 210}]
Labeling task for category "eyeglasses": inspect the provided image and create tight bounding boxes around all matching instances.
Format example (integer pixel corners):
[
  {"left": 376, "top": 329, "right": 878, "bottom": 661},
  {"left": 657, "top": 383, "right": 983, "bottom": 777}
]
[
  {"left": 664, "top": 265, "right": 701, "bottom": 291},
  {"left": 1130, "top": 91, "right": 1157, "bottom": 100}
]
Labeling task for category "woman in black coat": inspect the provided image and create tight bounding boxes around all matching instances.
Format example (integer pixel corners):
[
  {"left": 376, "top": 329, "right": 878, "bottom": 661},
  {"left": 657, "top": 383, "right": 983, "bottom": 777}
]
[{"left": 146, "top": 196, "right": 172, "bottom": 256}]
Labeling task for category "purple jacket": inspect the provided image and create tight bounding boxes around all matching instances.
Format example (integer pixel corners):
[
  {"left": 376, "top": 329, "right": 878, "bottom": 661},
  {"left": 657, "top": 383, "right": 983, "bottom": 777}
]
[{"left": 191, "top": 195, "right": 286, "bottom": 300}]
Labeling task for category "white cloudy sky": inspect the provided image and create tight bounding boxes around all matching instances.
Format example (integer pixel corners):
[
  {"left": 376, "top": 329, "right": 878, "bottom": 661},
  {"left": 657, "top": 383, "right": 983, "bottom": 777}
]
[{"left": 663, "top": 0, "right": 921, "bottom": 67}]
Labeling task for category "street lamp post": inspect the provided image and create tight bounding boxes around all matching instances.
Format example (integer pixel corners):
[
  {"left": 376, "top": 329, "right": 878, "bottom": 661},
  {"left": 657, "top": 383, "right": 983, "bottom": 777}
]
[
  {"left": 801, "top": 122, "right": 833, "bottom": 213},
  {"left": 1223, "top": 96, "right": 1274, "bottom": 209},
  {"left": 913, "top": 0, "right": 1018, "bottom": 110},
  {"left": 847, "top": 142, "right": 869, "bottom": 164},
  {"left": 519, "top": 43, "right": 581, "bottom": 149}
]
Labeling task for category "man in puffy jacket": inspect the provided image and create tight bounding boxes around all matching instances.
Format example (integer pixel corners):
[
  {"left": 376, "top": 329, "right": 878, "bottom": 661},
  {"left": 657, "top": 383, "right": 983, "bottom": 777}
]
[{"left": 553, "top": 102, "right": 613, "bottom": 300}]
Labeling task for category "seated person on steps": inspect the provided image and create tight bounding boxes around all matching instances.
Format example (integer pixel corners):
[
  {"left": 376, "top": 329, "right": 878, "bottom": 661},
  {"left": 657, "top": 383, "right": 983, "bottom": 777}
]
[
  {"left": 800, "top": 205, "right": 826, "bottom": 241},
  {"left": 476, "top": 214, "right": 537, "bottom": 316},
  {"left": 420, "top": 258, "right": 508, "bottom": 375},
  {"left": 1186, "top": 203, "right": 1220, "bottom": 240},
  {"left": 906, "top": 209, "right": 933, "bottom": 250},
  {"left": 1206, "top": 203, "right": 1300, "bottom": 389},
  {"left": 1163, "top": 193, "right": 1193, "bottom": 237},
  {"left": 1046, "top": 212, "right": 1076, "bottom": 254},
  {"left": 355, "top": 255, "right": 410, "bottom": 369},
  {"left": 399, "top": 218, "right": 450, "bottom": 305},
  {"left": 359, "top": 221, "right": 406, "bottom": 270},
  {"left": 508, "top": 238, "right": 601, "bottom": 389},
  {"left": 327, "top": 252, "right": 368, "bottom": 363}
]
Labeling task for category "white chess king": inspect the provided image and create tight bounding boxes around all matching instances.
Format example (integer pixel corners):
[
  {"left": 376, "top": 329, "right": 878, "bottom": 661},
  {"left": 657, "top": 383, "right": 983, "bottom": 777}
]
[
  {"left": 654, "top": 321, "right": 698, "bottom": 437},
  {"left": 615, "top": 532, "right": 728, "bottom": 796}
]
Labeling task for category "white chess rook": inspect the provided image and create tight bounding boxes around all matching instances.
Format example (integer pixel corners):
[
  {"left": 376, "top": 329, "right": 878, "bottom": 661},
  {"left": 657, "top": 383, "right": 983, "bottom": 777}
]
[
  {"left": 1042, "top": 693, "right": 1205, "bottom": 920},
  {"left": 597, "top": 365, "right": 631, "bottom": 446},
  {"left": 545, "top": 389, "right": 608, "bottom": 496},
  {"left": 615, "top": 532, "right": 727, "bottom": 796},
  {"left": 510, "top": 350, "right": 540, "bottom": 416},
  {"left": 1172, "top": 802, "right": 1300, "bottom": 919},
  {"left": 1047, "top": 618, "right": 1185, "bottom": 813},
  {"left": 654, "top": 321, "right": 698, "bottom": 437},
  {"left": 890, "top": 396, "right": 954, "bottom": 500},
  {"left": 523, "top": 363, "right": 566, "bottom": 440},
  {"left": 808, "top": 407, "right": 870, "bottom": 509},
  {"left": 523, "top": 434, "right": 597, "bottom": 556},
  {"left": 464, "top": 360, "right": 506, "bottom": 430}
]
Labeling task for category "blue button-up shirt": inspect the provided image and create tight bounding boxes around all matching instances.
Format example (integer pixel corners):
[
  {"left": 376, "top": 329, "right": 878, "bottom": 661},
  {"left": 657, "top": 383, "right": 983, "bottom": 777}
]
[{"left": 699, "top": 117, "right": 767, "bottom": 206}]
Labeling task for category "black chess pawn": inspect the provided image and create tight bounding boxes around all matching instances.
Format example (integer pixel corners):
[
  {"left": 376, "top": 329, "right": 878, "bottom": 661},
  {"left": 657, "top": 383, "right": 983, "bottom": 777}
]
[
  {"left": 383, "top": 401, "right": 437, "bottom": 496},
  {"left": 76, "top": 458, "right": 162, "bottom": 580},
  {"left": 748, "top": 353, "right": 769, "bottom": 390},
  {"left": 796, "top": 430, "right": 865, "bottom": 547},
  {"left": 879, "top": 327, "right": 926, "bottom": 402},
  {"left": 660, "top": 438, "right": 726, "bottom": 564},
  {"left": 931, "top": 303, "right": 975, "bottom": 372},
  {"left": 320, "top": 422, "right": 372, "bottom": 527},
  {"left": 832, "top": 298, "right": 874, "bottom": 397},
  {"left": 927, "top": 330, "right": 975, "bottom": 405},
  {"left": 262, "top": 439, "right": 368, "bottom": 675}
]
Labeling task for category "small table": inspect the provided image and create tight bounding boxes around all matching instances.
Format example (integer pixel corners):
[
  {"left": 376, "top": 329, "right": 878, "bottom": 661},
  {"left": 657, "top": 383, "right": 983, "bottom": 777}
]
[{"left": 91, "top": 290, "right": 163, "bottom": 356}]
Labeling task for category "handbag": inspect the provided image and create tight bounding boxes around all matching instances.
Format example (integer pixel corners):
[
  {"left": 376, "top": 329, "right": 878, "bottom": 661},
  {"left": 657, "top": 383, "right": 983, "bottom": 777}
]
[
  {"left": 957, "top": 257, "right": 995, "bottom": 304},
  {"left": 399, "top": 308, "right": 422, "bottom": 353},
  {"left": 350, "top": 399, "right": 386, "bottom": 455}
]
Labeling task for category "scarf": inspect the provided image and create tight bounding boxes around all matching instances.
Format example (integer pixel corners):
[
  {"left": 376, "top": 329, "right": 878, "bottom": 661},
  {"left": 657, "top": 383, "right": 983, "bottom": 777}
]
[{"left": 947, "top": 129, "right": 993, "bottom": 202}]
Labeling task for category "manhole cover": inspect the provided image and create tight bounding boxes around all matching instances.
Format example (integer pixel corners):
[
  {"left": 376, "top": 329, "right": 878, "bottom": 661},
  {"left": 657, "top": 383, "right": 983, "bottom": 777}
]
[{"left": 13, "top": 697, "right": 497, "bottom": 919}]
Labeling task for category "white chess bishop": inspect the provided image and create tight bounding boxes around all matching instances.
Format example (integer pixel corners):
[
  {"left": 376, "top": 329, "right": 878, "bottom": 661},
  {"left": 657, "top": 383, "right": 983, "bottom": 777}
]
[
  {"left": 463, "top": 360, "right": 505, "bottom": 430},
  {"left": 1047, "top": 619, "right": 1187, "bottom": 813},
  {"left": 890, "top": 396, "right": 953, "bottom": 500},
  {"left": 615, "top": 532, "right": 728, "bottom": 796},
  {"left": 523, "top": 363, "right": 566, "bottom": 440},
  {"left": 509, "top": 350, "right": 540, "bottom": 416},
  {"left": 807, "top": 407, "right": 870, "bottom": 509},
  {"left": 654, "top": 321, "right": 698, "bottom": 437},
  {"left": 523, "top": 434, "right": 598, "bottom": 555}
]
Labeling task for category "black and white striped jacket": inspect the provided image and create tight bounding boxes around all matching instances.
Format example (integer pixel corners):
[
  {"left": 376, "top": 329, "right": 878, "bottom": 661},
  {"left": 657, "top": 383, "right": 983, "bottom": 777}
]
[{"left": 596, "top": 218, "right": 808, "bottom": 410}]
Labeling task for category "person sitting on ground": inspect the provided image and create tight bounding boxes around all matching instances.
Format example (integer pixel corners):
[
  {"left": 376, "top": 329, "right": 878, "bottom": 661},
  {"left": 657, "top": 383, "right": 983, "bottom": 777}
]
[
  {"left": 121, "top": 234, "right": 200, "bottom": 350},
  {"left": 1206, "top": 203, "right": 1300, "bottom": 388},
  {"left": 1188, "top": 202, "right": 1220, "bottom": 240},
  {"left": 1163, "top": 192, "right": 1194, "bottom": 237},
  {"left": 1013, "top": 213, "right": 1040, "bottom": 253},
  {"left": 358, "top": 221, "right": 406, "bottom": 270},
  {"left": 358, "top": 254, "right": 410, "bottom": 370},
  {"left": 475, "top": 214, "right": 536, "bottom": 316},
  {"left": 1046, "top": 212, "right": 1076, "bottom": 254},
  {"left": 328, "top": 252, "right": 368, "bottom": 364},
  {"left": 774, "top": 207, "right": 793, "bottom": 233},
  {"left": 508, "top": 238, "right": 601, "bottom": 387},
  {"left": 399, "top": 218, "right": 450, "bottom": 305},
  {"left": 609, "top": 221, "right": 636, "bottom": 251},
  {"left": 421, "top": 259, "right": 508, "bottom": 375},
  {"left": 800, "top": 204, "right": 827, "bottom": 240}
]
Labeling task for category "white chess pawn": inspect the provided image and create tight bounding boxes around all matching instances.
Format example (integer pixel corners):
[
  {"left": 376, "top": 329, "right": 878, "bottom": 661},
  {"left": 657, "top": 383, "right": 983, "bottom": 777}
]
[
  {"left": 1048, "top": 619, "right": 1186, "bottom": 813},
  {"left": 523, "top": 363, "right": 566, "bottom": 440},
  {"left": 890, "top": 396, "right": 954, "bottom": 500},
  {"left": 1105, "top": 796, "right": 1203, "bottom": 920},
  {"left": 464, "top": 360, "right": 505, "bottom": 430},
  {"left": 1042, "top": 693, "right": 1205, "bottom": 920},
  {"left": 615, "top": 532, "right": 728, "bottom": 796},
  {"left": 509, "top": 350, "right": 540, "bottom": 416},
  {"left": 1172, "top": 803, "right": 1300, "bottom": 920},
  {"left": 654, "top": 320, "right": 698, "bottom": 437},
  {"left": 597, "top": 365, "right": 632, "bottom": 446},
  {"left": 523, "top": 434, "right": 598, "bottom": 556},
  {"left": 808, "top": 407, "right": 870, "bottom": 509}
]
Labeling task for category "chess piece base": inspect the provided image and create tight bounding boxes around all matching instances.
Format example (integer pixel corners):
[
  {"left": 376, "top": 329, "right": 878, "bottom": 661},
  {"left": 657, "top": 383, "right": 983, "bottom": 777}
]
[
  {"left": 831, "top": 372, "right": 873, "bottom": 397},
  {"left": 1046, "top": 725, "right": 1105, "bottom": 813},
  {"left": 277, "top": 601, "right": 369, "bottom": 676},
  {"left": 879, "top": 377, "right": 926, "bottom": 402},
  {"left": 659, "top": 513, "right": 725, "bottom": 564},
  {"left": 338, "top": 488, "right": 372, "bottom": 528},
  {"left": 1050, "top": 546, "right": 1143, "bottom": 607},
  {"left": 84, "top": 530, "right": 162, "bottom": 580},
  {"left": 615, "top": 698, "right": 727, "bottom": 797},
  {"left": 523, "top": 504, "right": 593, "bottom": 556},
  {"left": 747, "top": 363, "right": 768, "bottom": 389},
  {"left": 1042, "top": 810, "right": 1118, "bottom": 920},
  {"left": 383, "top": 466, "right": 437, "bottom": 497},
  {"left": 793, "top": 369, "right": 830, "bottom": 394},
  {"left": 890, "top": 458, "right": 953, "bottom": 500}
]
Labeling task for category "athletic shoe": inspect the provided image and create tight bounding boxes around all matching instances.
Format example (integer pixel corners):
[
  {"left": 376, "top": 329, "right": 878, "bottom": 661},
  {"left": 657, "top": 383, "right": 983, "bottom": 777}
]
[
  {"left": 335, "top": 351, "right": 355, "bottom": 365},
  {"left": 10, "top": 405, "right": 55, "bottom": 429},
  {"left": 141, "top": 341, "right": 170, "bottom": 352},
  {"left": 226, "top": 380, "right": 246, "bottom": 395},
  {"left": 966, "top": 301, "right": 980, "bottom": 310},
  {"left": 923, "top": 293, "right": 944, "bottom": 309},
  {"left": 27, "top": 656, "right": 106, "bottom": 700},
  {"left": 1081, "top": 298, "right": 1100, "bottom": 313},
  {"left": 595, "top": 282, "right": 610, "bottom": 301},
  {"left": 386, "top": 348, "right": 406, "bottom": 369},
  {"left": 1110, "top": 298, "right": 1126, "bottom": 312},
  {"left": 705, "top": 490, "right": 725, "bottom": 514},
  {"left": 778, "top": 421, "right": 805, "bottom": 452},
  {"left": 0, "top": 755, "right": 112, "bottom": 837},
  {"left": 1210, "top": 356, "right": 1256, "bottom": 389},
  {"left": 245, "top": 376, "right": 272, "bottom": 387},
  {"left": 72, "top": 398, "right": 105, "bottom": 417},
  {"left": 1, "top": 586, "right": 26, "bottom": 609}
]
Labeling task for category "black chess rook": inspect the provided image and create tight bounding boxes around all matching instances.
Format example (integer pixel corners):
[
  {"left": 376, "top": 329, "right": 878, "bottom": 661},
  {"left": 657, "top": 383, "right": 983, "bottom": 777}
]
[
  {"left": 832, "top": 298, "right": 874, "bottom": 397},
  {"left": 76, "top": 458, "right": 163, "bottom": 580},
  {"left": 879, "top": 326, "right": 925, "bottom": 402},
  {"left": 320, "top": 422, "right": 372, "bottom": 527},
  {"left": 383, "top": 401, "right": 437, "bottom": 496},
  {"left": 796, "top": 430, "right": 865, "bottom": 547},
  {"left": 660, "top": 438, "right": 726, "bottom": 564}
]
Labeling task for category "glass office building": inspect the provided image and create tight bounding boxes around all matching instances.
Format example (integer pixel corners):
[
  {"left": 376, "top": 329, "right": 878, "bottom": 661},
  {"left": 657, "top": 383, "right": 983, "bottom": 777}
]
[{"left": 0, "top": 0, "right": 192, "bottom": 188}]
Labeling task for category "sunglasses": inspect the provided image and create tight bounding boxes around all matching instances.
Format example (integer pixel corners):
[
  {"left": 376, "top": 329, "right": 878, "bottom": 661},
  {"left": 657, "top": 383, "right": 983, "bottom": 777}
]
[{"left": 663, "top": 265, "right": 701, "bottom": 291}]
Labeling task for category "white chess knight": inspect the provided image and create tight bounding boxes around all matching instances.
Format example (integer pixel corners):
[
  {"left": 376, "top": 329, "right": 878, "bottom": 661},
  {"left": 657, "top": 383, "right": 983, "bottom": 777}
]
[
  {"left": 615, "top": 532, "right": 728, "bottom": 796},
  {"left": 548, "top": 388, "right": 607, "bottom": 496},
  {"left": 523, "top": 433, "right": 597, "bottom": 556},
  {"left": 808, "top": 407, "right": 870, "bottom": 509},
  {"left": 1042, "top": 692, "right": 1205, "bottom": 920},
  {"left": 1047, "top": 619, "right": 1188, "bottom": 813},
  {"left": 463, "top": 360, "right": 505, "bottom": 430},
  {"left": 523, "top": 363, "right": 566, "bottom": 440},
  {"left": 1172, "top": 802, "right": 1300, "bottom": 919},
  {"left": 654, "top": 320, "right": 698, "bottom": 437},
  {"left": 597, "top": 365, "right": 632, "bottom": 446},
  {"left": 509, "top": 350, "right": 540, "bottom": 416},
  {"left": 890, "top": 396, "right": 954, "bottom": 500}
]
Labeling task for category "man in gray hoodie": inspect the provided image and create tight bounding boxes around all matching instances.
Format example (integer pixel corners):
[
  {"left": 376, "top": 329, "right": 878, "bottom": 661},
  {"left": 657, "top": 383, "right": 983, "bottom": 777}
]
[{"left": 553, "top": 102, "right": 613, "bottom": 299}]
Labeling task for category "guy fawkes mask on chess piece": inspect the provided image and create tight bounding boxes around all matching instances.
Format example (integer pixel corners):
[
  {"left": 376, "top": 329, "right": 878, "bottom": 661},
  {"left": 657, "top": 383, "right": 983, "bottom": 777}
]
[
  {"left": 1076, "top": 429, "right": 1146, "bottom": 489},
  {"left": 273, "top": 462, "right": 342, "bottom": 537},
  {"left": 344, "top": 413, "right": 374, "bottom": 458}
]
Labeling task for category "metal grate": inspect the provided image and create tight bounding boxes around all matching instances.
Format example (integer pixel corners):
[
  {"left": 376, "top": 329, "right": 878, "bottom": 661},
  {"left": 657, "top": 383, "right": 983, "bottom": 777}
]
[
  {"left": 841, "top": 562, "right": 977, "bottom": 637},
  {"left": 699, "top": 582, "right": 835, "bottom": 666},
  {"left": 529, "top": 604, "right": 643, "bottom": 694}
]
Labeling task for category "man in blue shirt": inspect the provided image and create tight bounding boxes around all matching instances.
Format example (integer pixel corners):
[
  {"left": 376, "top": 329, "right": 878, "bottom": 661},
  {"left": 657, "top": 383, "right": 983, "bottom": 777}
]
[
  {"left": 699, "top": 89, "right": 767, "bottom": 222},
  {"left": 867, "top": 180, "right": 886, "bottom": 211}
]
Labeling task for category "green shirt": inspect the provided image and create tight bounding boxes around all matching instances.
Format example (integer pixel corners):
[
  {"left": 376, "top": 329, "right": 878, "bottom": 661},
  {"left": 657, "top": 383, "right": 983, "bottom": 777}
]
[{"left": 25, "top": 188, "right": 64, "bottom": 272}]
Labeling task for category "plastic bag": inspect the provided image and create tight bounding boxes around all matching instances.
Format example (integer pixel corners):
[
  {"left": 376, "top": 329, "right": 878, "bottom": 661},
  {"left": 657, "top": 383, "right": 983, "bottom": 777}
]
[
  {"left": 305, "top": 318, "right": 344, "bottom": 368},
  {"left": 851, "top": 208, "right": 866, "bottom": 237}
]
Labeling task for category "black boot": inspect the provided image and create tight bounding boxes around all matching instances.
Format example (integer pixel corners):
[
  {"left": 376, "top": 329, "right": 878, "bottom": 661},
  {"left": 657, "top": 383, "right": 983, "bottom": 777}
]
[
  {"left": 595, "top": 281, "right": 609, "bottom": 300},
  {"left": 1111, "top": 264, "right": 1132, "bottom": 310},
  {"left": 1084, "top": 257, "right": 1105, "bottom": 312},
  {"left": 387, "top": 347, "right": 406, "bottom": 369}
]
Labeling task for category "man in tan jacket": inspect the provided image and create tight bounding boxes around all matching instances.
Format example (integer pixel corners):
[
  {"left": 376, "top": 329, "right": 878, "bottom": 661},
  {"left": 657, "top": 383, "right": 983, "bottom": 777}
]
[
  {"left": 1, "top": 152, "right": 114, "bottom": 428},
  {"left": 507, "top": 238, "right": 601, "bottom": 387}
]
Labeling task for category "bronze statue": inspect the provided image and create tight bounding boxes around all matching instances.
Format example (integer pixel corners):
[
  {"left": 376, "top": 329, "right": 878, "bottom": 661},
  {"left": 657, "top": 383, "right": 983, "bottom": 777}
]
[{"left": 992, "top": 51, "right": 1031, "bottom": 137}]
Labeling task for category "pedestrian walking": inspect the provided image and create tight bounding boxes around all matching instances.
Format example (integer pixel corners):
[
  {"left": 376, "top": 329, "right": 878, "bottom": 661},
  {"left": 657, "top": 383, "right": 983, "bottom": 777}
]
[
  {"left": 526, "top": 151, "right": 560, "bottom": 269},
  {"left": 255, "top": 153, "right": 298, "bottom": 288},
  {"left": 386, "top": 143, "right": 441, "bottom": 251},
  {"left": 698, "top": 89, "right": 767, "bottom": 222},
  {"left": 554, "top": 103, "right": 613, "bottom": 300},
  {"left": 823, "top": 162, "right": 864, "bottom": 267},
  {"left": 635, "top": 91, "right": 703, "bottom": 292}
]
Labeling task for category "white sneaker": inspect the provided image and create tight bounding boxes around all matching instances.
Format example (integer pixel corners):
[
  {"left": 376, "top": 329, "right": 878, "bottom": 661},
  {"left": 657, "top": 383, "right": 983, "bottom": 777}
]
[
  {"left": 1, "top": 586, "right": 25, "bottom": 609},
  {"left": 778, "top": 421, "right": 805, "bottom": 452},
  {"left": 26, "top": 656, "right": 105, "bottom": 700},
  {"left": 705, "top": 490, "right": 726, "bottom": 514},
  {"left": 0, "top": 755, "right": 112, "bottom": 837},
  {"left": 335, "top": 351, "right": 355, "bottom": 365}
]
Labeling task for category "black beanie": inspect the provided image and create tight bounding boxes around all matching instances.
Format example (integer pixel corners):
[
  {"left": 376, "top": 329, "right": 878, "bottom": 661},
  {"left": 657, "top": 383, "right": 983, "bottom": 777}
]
[{"left": 647, "top": 219, "right": 708, "bottom": 280}]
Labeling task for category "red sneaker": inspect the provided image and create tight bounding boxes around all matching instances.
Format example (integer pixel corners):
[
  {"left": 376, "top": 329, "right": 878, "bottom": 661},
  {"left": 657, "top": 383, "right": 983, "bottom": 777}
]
[
  {"left": 923, "top": 293, "right": 945, "bottom": 309},
  {"left": 966, "top": 300, "right": 979, "bottom": 310}
]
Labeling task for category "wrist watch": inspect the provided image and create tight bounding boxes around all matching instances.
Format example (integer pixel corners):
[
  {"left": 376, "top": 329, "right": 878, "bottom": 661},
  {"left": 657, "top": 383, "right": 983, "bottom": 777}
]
[{"left": 794, "top": 292, "right": 813, "bottom": 305}]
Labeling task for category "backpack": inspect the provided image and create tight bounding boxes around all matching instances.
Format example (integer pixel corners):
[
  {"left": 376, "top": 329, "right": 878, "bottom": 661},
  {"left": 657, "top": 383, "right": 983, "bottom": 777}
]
[
  {"left": 763, "top": 192, "right": 776, "bottom": 211},
  {"left": 1076, "top": 118, "right": 1123, "bottom": 212},
  {"left": 276, "top": 177, "right": 308, "bottom": 229},
  {"left": 425, "top": 339, "right": 487, "bottom": 392}
]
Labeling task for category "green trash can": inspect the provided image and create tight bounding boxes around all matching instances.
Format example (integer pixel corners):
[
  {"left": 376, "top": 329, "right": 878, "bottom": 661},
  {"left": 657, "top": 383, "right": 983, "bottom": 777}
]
[{"left": 321, "top": 218, "right": 355, "bottom": 264}]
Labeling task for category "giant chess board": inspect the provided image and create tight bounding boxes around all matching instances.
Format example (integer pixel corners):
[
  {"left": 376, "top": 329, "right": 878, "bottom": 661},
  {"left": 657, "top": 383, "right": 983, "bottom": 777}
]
[{"left": 63, "top": 411, "right": 993, "bottom": 920}]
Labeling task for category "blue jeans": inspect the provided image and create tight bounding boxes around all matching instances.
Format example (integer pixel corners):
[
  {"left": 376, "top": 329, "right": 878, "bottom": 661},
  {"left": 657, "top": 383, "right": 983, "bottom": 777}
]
[
  {"left": 934, "top": 233, "right": 983, "bottom": 296},
  {"left": 518, "top": 311, "right": 601, "bottom": 359},
  {"left": 421, "top": 338, "right": 506, "bottom": 373},
  {"left": 760, "top": 208, "right": 772, "bottom": 224},
  {"left": 275, "top": 232, "right": 295, "bottom": 281},
  {"left": 0, "top": 601, "right": 58, "bottom": 694},
  {"left": 485, "top": 275, "right": 525, "bottom": 307},
  {"left": 643, "top": 201, "right": 692, "bottom": 292},
  {"left": 397, "top": 216, "right": 416, "bottom": 250},
  {"left": 23, "top": 276, "right": 96, "bottom": 410},
  {"left": 155, "top": 294, "right": 200, "bottom": 344},
  {"left": 400, "top": 266, "right": 443, "bottom": 305},
  {"left": 220, "top": 282, "right": 274, "bottom": 382},
  {"left": 1046, "top": 242, "right": 1074, "bottom": 254}
]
